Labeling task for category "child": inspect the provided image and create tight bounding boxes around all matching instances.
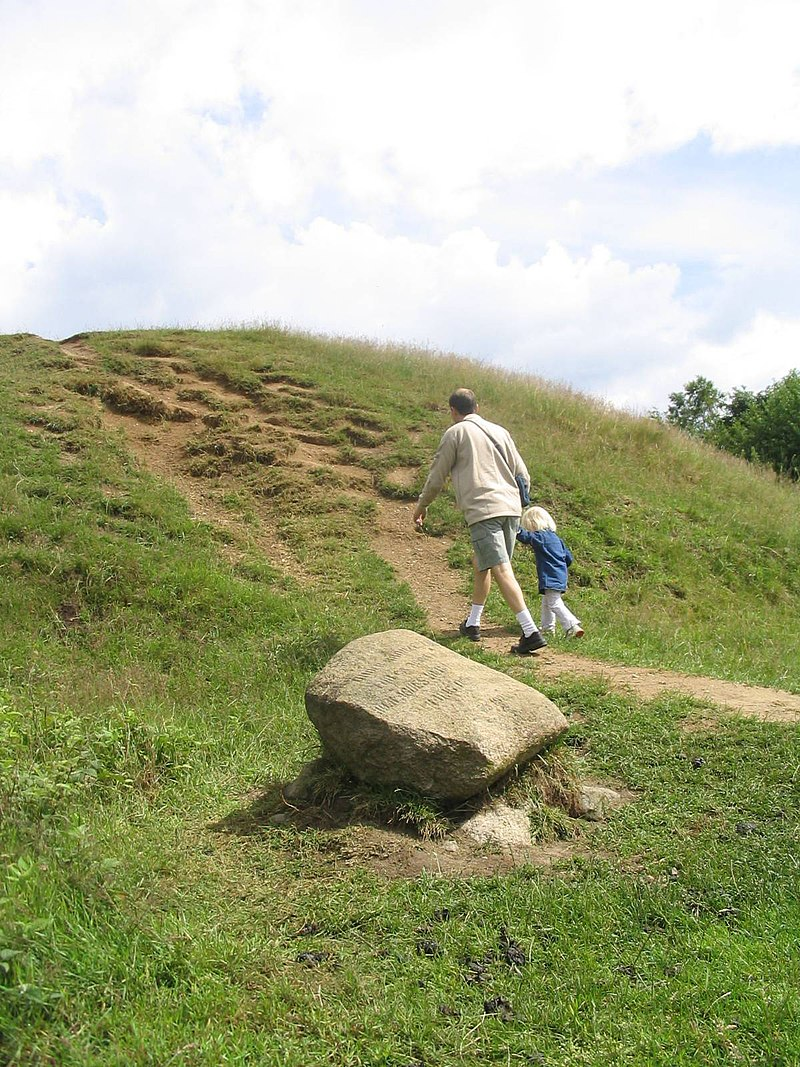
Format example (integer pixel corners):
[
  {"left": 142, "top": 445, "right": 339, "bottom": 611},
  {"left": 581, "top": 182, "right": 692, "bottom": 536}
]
[{"left": 516, "top": 506, "right": 584, "bottom": 638}]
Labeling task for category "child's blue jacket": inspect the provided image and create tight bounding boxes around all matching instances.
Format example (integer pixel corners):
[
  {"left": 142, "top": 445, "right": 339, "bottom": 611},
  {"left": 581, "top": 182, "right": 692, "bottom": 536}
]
[{"left": 516, "top": 529, "right": 573, "bottom": 593}]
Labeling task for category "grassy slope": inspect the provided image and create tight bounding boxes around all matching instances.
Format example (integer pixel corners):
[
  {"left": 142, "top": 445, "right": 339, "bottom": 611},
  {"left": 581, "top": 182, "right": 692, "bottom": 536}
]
[
  {"left": 77, "top": 326, "right": 800, "bottom": 689},
  {"left": 1, "top": 330, "right": 799, "bottom": 1066}
]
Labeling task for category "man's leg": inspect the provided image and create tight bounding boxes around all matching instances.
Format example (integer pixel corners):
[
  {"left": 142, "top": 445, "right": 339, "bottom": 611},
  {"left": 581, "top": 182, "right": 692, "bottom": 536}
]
[
  {"left": 471, "top": 556, "right": 491, "bottom": 606},
  {"left": 489, "top": 561, "right": 525, "bottom": 613},
  {"left": 492, "top": 560, "right": 547, "bottom": 654},
  {"left": 466, "top": 519, "right": 544, "bottom": 651},
  {"left": 491, "top": 562, "right": 541, "bottom": 635},
  {"left": 461, "top": 556, "right": 490, "bottom": 635}
]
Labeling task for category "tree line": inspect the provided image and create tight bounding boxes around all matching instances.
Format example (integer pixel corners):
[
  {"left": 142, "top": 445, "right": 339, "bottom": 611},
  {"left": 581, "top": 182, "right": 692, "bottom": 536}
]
[{"left": 655, "top": 369, "right": 800, "bottom": 481}]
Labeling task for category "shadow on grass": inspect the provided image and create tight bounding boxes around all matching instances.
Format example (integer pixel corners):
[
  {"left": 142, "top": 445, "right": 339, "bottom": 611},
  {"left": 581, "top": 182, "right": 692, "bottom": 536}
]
[
  {"left": 207, "top": 771, "right": 452, "bottom": 840},
  {"left": 208, "top": 782, "right": 290, "bottom": 837}
]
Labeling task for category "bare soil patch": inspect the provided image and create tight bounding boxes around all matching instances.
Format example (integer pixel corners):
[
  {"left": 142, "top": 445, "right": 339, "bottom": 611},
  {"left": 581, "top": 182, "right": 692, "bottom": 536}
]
[
  {"left": 218, "top": 787, "right": 597, "bottom": 879},
  {"left": 533, "top": 651, "right": 800, "bottom": 724},
  {"left": 312, "top": 823, "right": 593, "bottom": 880},
  {"left": 372, "top": 504, "right": 800, "bottom": 724}
]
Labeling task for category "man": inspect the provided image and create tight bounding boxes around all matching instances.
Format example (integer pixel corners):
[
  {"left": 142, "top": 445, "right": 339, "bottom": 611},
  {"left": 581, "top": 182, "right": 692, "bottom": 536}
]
[{"left": 412, "top": 388, "right": 547, "bottom": 655}]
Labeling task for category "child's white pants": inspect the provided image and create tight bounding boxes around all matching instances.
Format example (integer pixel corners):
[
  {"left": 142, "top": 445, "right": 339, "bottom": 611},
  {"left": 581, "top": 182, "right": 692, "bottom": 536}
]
[{"left": 541, "top": 590, "right": 580, "bottom": 632}]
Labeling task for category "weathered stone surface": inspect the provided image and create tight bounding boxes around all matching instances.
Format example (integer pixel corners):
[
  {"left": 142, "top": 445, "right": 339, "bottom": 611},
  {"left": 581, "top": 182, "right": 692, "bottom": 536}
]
[
  {"left": 460, "top": 801, "right": 533, "bottom": 848},
  {"left": 575, "top": 784, "right": 624, "bottom": 821},
  {"left": 304, "top": 629, "right": 568, "bottom": 802}
]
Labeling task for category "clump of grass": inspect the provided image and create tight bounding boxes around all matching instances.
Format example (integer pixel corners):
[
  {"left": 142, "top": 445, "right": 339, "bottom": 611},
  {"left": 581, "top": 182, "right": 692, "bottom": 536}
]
[
  {"left": 168, "top": 405, "right": 196, "bottom": 423},
  {"left": 101, "top": 382, "right": 171, "bottom": 420},
  {"left": 454, "top": 745, "right": 586, "bottom": 842},
  {"left": 183, "top": 428, "right": 296, "bottom": 475},
  {"left": 0, "top": 698, "right": 192, "bottom": 833},
  {"left": 306, "top": 465, "right": 349, "bottom": 489},
  {"left": 39, "top": 354, "right": 74, "bottom": 370},
  {"left": 132, "top": 340, "right": 171, "bottom": 358},
  {"left": 65, "top": 373, "right": 109, "bottom": 398},
  {"left": 339, "top": 423, "right": 383, "bottom": 448},
  {"left": 26, "top": 412, "right": 81, "bottom": 434},
  {"left": 175, "top": 387, "right": 233, "bottom": 410},
  {"left": 508, "top": 746, "right": 582, "bottom": 811},
  {"left": 373, "top": 470, "right": 422, "bottom": 500},
  {"left": 255, "top": 368, "right": 317, "bottom": 389},
  {"left": 101, "top": 354, "right": 178, "bottom": 387},
  {"left": 290, "top": 760, "right": 452, "bottom": 839}
]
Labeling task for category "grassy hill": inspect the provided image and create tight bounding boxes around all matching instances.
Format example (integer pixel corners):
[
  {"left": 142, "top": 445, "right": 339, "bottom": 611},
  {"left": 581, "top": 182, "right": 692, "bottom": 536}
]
[{"left": 1, "top": 329, "right": 799, "bottom": 1065}]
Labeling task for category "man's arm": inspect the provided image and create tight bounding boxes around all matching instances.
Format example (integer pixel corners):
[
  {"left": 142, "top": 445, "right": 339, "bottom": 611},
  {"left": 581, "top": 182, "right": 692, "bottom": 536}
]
[{"left": 413, "top": 430, "right": 457, "bottom": 524}]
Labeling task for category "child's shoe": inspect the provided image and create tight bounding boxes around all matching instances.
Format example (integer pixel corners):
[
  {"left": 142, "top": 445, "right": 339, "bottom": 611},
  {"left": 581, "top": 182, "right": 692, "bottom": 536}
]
[
  {"left": 565, "top": 624, "right": 584, "bottom": 638},
  {"left": 541, "top": 626, "right": 556, "bottom": 636}
]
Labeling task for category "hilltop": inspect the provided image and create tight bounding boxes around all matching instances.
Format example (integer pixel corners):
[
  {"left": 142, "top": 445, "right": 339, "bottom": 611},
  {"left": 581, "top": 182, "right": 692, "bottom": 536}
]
[
  {"left": 7, "top": 327, "right": 800, "bottom": 693},
  {"left": 2, "top": 328, "right": 800, "bottom": 1066}
]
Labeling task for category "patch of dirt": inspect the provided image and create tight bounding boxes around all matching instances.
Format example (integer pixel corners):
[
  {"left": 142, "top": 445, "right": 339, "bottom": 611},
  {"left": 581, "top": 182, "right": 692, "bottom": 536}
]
[
  {"left": 60, "top": 336, "right": 800, "bottom": 726},
  {"left": 217, "top": 789, "right": 597, "bottom": 880},
  {"left": 373, "top": 501, "right": 463, "bottom": 633},
  {"left": 316, "top": 823, "right": 592, "bottom": 880},
  {"left": 371, "top": 507, "right": 800, "bottom": 724},
  {"left": 61, "top": 338, "right": 312, "bottom": 582},
  {"left": 385, "top": 465, "right": 418, "bottom": 488},
  {"left": 532, "top": 651, "right": 800, "bottom": 725}
]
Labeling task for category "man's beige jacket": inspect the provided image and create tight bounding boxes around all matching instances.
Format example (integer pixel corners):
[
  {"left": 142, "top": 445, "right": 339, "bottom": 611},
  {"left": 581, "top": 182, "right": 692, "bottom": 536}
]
[{"left": 417, "top": 413, "right": 530, "bottom": 526}]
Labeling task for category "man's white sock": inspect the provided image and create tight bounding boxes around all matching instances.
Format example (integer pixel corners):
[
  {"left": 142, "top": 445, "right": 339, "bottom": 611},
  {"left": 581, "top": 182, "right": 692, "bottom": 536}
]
[
  {"left": 516, "top": 609, "right": 537, "bottom": 637},
  {"left": 466, "top": 604, "right": 484, "bottom": 628}
]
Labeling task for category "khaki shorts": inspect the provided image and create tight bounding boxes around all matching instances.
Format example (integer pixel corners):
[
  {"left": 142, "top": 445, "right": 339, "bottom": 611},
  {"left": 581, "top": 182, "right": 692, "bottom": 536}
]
[{"left": 469, "top": 516, "right": 520, "bottom": 571}]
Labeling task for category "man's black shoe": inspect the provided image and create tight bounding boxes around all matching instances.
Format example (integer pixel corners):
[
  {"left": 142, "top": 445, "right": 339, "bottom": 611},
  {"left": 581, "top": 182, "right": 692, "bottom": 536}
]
[
  {"left": 510, "top": 631, "right": 548, "bottom": 655},
  {"left": 459, "top": 620, "right": 481, "bottom": 642}
]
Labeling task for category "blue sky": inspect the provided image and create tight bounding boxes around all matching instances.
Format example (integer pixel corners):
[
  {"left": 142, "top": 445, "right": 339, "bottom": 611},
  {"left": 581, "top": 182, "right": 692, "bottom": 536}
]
[{"left": 2, "top": 0, "right": 800, "bottom": 412}]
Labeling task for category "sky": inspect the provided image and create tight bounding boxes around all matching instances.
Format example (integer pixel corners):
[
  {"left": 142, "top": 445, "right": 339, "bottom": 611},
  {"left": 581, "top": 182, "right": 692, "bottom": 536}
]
[{"left": 2, "top": 0, "right": 800, "bottom": 413}]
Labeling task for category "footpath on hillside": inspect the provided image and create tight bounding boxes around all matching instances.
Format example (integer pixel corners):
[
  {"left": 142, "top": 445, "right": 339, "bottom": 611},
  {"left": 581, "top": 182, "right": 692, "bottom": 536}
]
[
  {"left": 374, "top": 500, "right": 800, "bottom": 723},
  {"left": 59, "top": 337, "right": 800, "bottom": 725}
]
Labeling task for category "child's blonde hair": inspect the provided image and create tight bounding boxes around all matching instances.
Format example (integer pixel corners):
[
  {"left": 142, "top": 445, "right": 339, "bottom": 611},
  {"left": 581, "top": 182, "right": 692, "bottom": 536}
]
[{"left": 521, "top": 506, "right": 557, "bottom": 532}]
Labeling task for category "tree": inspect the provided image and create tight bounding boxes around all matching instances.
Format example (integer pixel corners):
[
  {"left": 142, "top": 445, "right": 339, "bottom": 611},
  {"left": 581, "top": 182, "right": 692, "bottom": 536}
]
[
  {"left": 661, "top": 370, "right": 800, "bottom": 480},
  {"left": 665, "top": 376, "right": 726, "bottom": 438},
  {"left": 714, "top": 386, "right": 761, "bottom": 455},
  {"left": 720, "top": 371, "right": 800, "bottom": 480}
]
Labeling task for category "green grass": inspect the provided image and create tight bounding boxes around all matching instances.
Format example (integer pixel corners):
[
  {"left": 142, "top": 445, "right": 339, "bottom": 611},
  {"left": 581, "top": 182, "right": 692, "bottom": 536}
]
[
  {"left": 1, "top": 329, "right": 799, "bottom": 1065},
  {"left": 66, "top": 325, "right": 800, "bottom": 691}
]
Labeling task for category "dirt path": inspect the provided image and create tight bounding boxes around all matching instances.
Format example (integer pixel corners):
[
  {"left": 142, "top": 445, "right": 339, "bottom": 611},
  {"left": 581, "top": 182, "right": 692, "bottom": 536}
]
[
  {"left": 373, "top": 503, "right": 800, "bottom": 723},
  {"left": 61, "top": 338, "right": 800, "bottom": 725}
]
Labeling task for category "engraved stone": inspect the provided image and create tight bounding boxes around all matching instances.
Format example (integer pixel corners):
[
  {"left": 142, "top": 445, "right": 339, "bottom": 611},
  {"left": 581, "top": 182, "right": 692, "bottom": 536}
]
[{"left": 304, "top": 629, "right": 568, "bottom": 802}]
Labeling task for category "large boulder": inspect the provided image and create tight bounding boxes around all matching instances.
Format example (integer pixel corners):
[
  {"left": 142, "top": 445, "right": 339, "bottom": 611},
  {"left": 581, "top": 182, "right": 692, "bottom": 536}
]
[{"left": 304, "top": 629, "right": 568, "bottom": 802}]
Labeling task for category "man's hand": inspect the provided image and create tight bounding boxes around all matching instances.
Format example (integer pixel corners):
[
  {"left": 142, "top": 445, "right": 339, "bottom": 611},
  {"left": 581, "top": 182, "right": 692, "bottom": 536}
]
[{"left": 413, "top": 503, "right": 426, "bottom": 528}]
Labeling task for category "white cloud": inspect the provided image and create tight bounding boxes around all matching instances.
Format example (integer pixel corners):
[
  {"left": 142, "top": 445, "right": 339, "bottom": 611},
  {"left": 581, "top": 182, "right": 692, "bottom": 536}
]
[
  {"left": 603, "top": 312, "right": 800, "bottom": 413},
  {"left": 6, "top": 1, "right": 800, "bottom": 198},
  {"left": 632, "top": 194, "right": 785, "bottom": 265},
  {"left": 689, "top": 313, "right": 800, "bottom": 394},
  {"left": 2, "top": 0, "right": 800, "bottom": 411}
]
